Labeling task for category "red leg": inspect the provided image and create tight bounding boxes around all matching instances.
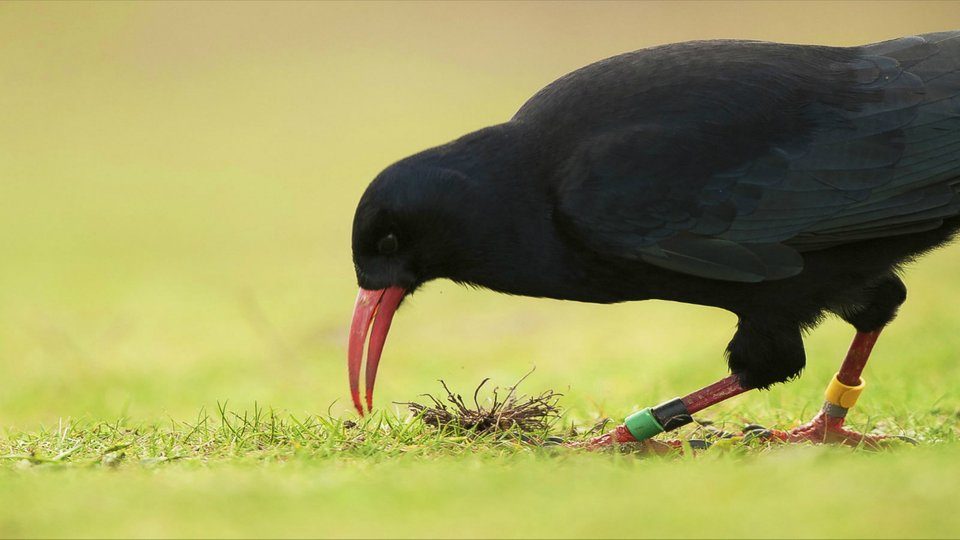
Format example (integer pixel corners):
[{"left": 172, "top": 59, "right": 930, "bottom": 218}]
[
  {"left": 838, "top": 330, "right": 881, "bottom": 386},
  {"left": 764, "top": 330, "right": 891, "bottom": 447},
  {"left": 683, "top": 375, "right": 750, "bottom": 414},
  {"left": 586, "top": 330, "right": 896, "bottom": 450},
  {"left": 587, "top": 375, "right": 750, "bottom": 448}
]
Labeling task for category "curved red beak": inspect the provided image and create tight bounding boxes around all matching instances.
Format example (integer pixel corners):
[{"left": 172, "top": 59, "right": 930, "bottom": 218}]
[{"left": 347, "top": 286, "right": 406, "bottom": 415}]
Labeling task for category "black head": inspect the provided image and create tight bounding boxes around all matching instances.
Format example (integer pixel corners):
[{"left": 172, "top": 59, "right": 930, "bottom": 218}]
[
  {"left": 347, "top": 151, "right": 494, "bottom": 416},
  {"left": 347, "top": 124, "right": 550, "bottom": 415},
  {"left": 352, "top": 160, "right": 478, "bottom": 293},
  {"left": 346, "top": 123, "right": 583, "bottom": 416}
]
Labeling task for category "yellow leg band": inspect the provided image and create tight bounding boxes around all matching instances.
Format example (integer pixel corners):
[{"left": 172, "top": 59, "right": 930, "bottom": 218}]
[{"left": 824, "top": 373, "right": 865, "bottom": 409}]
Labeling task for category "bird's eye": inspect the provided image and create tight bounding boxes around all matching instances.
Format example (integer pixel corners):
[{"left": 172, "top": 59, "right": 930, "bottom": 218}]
[{"left": 377, "top": 233, "right": 399, "bottom": 255}]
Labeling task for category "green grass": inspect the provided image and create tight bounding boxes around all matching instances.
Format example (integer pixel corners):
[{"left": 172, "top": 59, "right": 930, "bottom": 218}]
[
  {"left": 4, "top": 2, "right": 960, "bottom": 538},
  {"left": 2, "top": 392, "right": 959, "bottom": 537},
  {"left": 2, "top": 406, "right": 959, "bottom": 538}
]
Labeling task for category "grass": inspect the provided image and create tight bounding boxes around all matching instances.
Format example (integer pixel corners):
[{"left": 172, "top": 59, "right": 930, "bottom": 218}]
[
  {"left": 2, "top": 398, "right": 955, "bottom": 467},
  {"left": 4, "top": 2, "right": 960, "bottom": 538},
  {"left": 2, "top": 404, "right": 959, "bottom": 538},
  {"left": 3, "top": 377, "right": 960, "bottom": 538}
]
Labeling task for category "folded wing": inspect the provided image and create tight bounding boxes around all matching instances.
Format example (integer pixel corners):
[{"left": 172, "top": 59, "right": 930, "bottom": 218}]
[{"left": 555, "top": 31, "right": 960, "bottom": 282}]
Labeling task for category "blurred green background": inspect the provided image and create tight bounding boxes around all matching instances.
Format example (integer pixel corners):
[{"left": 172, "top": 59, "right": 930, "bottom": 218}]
[{"left": 2, "top": 2, "right": 960, "bottom": 538}]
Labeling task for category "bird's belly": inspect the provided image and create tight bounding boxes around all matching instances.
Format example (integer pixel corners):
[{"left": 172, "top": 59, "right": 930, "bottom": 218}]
[{"left": 588, "top": 216, "right": 960, "bottom": 323}]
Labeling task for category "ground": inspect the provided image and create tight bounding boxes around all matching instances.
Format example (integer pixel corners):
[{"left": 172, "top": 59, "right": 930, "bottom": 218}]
[{"left": 2, "top": 3, "right": 960, "bottom": 538}]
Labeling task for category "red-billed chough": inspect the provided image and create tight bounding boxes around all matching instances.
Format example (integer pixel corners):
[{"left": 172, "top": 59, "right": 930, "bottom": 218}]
[{"left": 349, "top": 31, "right": 960, "bottom": 447}]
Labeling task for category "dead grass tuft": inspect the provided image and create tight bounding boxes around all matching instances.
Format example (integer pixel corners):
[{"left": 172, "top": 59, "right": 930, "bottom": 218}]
[{"left": 401, "top": 373, "right": 561, "bottom": 434}]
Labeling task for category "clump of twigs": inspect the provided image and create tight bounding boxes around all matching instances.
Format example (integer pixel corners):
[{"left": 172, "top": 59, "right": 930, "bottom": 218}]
[{"left": 400, "top": 372, "right": 561, "bottom": 434}]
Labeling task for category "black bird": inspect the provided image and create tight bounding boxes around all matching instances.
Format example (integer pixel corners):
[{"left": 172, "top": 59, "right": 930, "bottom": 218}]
[{"left": 349, "top": 31, "right": 960, "bottom": 447}]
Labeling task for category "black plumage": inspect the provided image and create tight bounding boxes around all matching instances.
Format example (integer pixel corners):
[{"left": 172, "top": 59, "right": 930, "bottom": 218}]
[{"left": 351, "top": 31, "right": 960, "bottom": 393}]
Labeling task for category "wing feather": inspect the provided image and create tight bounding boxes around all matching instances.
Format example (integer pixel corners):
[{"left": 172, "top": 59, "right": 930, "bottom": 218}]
[{"left": 555, "top": 31, "right": 960, "bottom": 282}]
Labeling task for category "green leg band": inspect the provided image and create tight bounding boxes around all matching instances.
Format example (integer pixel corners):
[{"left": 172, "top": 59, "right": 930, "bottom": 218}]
[{"left": 624, "top": 407, "right": 665, "bottom": 441}]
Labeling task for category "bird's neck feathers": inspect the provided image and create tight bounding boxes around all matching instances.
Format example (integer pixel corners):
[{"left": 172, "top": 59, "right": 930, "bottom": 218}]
[{"left": 399, "top": 123, "right": 608, "bottom": 300}]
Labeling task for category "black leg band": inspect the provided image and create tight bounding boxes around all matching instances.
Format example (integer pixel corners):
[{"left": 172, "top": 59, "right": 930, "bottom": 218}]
[
  {"left": 821, "top": 401, "right": 849, "bottom": 419},
  {"left": 652, "top": 398, "right": 693, "bottom": 431}
]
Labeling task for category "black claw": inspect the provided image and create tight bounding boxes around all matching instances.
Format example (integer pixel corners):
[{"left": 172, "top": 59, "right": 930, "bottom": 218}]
[
  {"left": 686, "top": 439, "right": 712, "bottom": 450},
  {"left": 741, "top": 428, "right": 773, "bottom": 442},
  {"left": 892, "top": 435, "right": 919, "bottom": 445},
  {"left": 703, "top": 426, "right": 739, "bottom": 439}
]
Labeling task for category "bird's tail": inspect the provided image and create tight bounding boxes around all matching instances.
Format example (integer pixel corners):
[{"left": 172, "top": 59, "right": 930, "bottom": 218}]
[
  {"left": 868, "top": 30, "right": 960, "bottom": 193},
  {"left": 791, "top": 32, "right": 960, "bottom": 250}
]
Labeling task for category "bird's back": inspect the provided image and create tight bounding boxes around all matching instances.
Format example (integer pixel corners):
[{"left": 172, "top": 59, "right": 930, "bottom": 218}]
[
  {"left": 792, "top": 31, "right": 960, "bottom": 250},
  {"left": 518, "top": 32, "right": 960, "bottom": 283}
]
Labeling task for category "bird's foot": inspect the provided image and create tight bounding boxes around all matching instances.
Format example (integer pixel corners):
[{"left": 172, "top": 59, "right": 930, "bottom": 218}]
[
  {"left": 587, "top": 424, "right": 640, "bottom": 447},
  {"left": 751, "top": 411, "right": 896, "bottom": 448},
  {"left": 583, "top": 424, "right": 687, "bottom": 454}
]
